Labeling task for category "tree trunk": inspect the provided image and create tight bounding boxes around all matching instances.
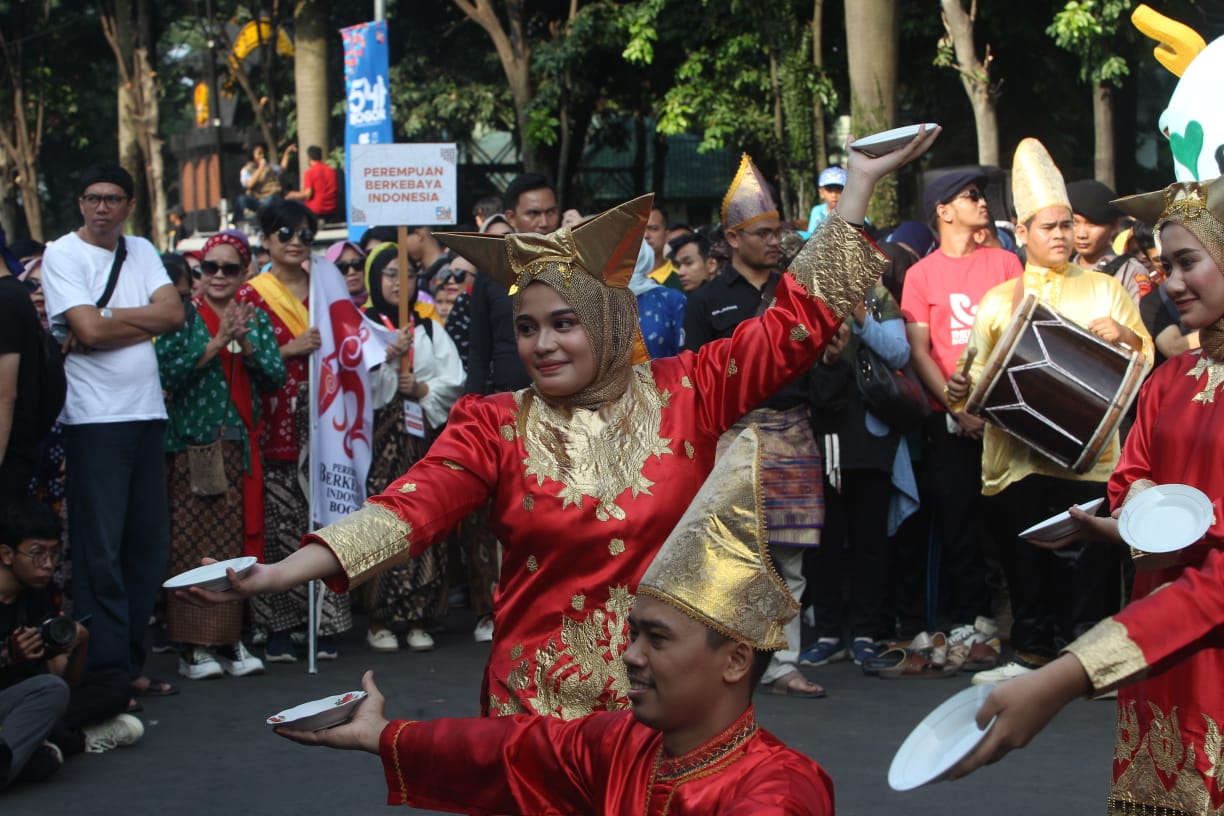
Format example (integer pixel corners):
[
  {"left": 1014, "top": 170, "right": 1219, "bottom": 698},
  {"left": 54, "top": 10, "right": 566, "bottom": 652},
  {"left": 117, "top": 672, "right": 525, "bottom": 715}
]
[
  {"left": 0, "top": 27, "right": 47, "bottom": 242},
  {"left": 294, "top": 0, "right": 329, "bottom": 163},
  {"left": 846, "top": 0, "right": 899, "bottom": 224},
  {"left": 769, "top": 48, "right": 794, "bottom": 220},
  {"left": 811, "top": 0, "right": 825, "bottom": 176},
  {"left": 1093, "top": 82, "right": 1115, "bottom": 189},
  {"left": 453, "top": 0, "right": 546, "bottom": 176},
  {"left": 939, "top": 0, "right": 999, "bottom": 167}
]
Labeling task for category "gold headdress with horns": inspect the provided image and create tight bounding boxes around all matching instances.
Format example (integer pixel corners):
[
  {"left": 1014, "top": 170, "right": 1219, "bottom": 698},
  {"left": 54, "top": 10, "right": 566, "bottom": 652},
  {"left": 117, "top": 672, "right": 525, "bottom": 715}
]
[
  {"left": 1113, "top": 176, "right": 1224, "bottom": 271},
  {"left": 722, "top": 154, "right": 780, "bottom": 231},
  {"left": 1011, "top": 138, "right": 1071, "bottom": 225},
  {"left": 637, "top": 427, "right": 798, "bottom": 651}
]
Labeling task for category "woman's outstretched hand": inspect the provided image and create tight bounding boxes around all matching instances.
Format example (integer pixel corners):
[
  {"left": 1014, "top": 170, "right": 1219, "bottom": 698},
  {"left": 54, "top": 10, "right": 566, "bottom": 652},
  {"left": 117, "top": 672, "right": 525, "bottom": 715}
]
[{"left": 275, "top": 670, "right": 389, "bottom": 755}]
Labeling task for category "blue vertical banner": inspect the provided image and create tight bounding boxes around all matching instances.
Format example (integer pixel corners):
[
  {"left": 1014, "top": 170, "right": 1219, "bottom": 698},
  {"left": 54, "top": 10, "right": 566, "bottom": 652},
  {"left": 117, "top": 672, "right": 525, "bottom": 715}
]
[{"left": 341, "top": 21, "right": 393, "bottom": 241}]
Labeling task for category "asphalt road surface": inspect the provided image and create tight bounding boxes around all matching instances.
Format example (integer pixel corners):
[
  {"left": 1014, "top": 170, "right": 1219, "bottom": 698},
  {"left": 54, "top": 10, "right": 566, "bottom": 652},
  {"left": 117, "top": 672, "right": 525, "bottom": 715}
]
[{"left": 5, "top": 610, "right": 1114, "bottom": 814}]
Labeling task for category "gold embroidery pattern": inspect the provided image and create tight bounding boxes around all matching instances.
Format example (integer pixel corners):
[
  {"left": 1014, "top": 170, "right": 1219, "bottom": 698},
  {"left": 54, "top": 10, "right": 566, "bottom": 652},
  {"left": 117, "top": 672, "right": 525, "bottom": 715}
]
[
  {"left": 315, "top": 503, "right": 412, "bottom": 588},
  {"left": 790, "top": 324, "right": 810, "bottom": 342},
  {"left": 608, "top": 538, "right": 625, "bottom": 556},
  {"left": 727, "top": 359, "right": 738, "bottom": 377},
  {"left": 681, "top": 376, "right": 693, "bottom": 389},
  {"left": 684, "top": 441, "right": 695, "bottom": 459},
  {"left": 1206, "top": 716, "right": 1224, "bottom": 781},
  {"left": 643, "top": 709, "right": 759, "bottom": 815},
  {"left": 787, "top": 211, "right": 888, "bottom": 318},
  {"left": 396, "top": 482, "right": 416, "bottom": 493},
  {"left": 1117, "top": 700, "right": 1141, "bottom": 763},
  {"left": 491, "top": 587, "right": 634, "bottom": 720},
  {"left": 1065, "top": 618, "right": 1149, "bottom": 693},
  {"left": 1109, "top": 702, "right": 1224, "bottom": 816},
  {"left": 443, "top": 460, "right": 464, "bottom": 470},
  {"left": 500, "top": 424, "right": 517, "bottom": 441},
  {"left": 571, "top": 594, "right": 586, "bottom": 611},
  {"left": 522, "top": 494, "right": 535, "bottom": 511},
  {"left": 510, "top": 644, "right": 524, "bottom": 660},
  {"left": 517, "top": 367, "right": 671, "bottom": 522},
  {"left": 1187, "top": 354, "right": 1224, "bottom": 404},
  {"left": 657, "top": 388, "right": 672, "bottom": 409},
  {"left": 526, "top": 555, "right": 539, "bottom": 572}
]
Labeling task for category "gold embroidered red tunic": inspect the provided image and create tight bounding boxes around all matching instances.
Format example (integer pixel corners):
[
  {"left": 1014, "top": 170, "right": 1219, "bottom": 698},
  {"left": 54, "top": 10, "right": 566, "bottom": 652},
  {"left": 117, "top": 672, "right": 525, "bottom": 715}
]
[
  {"left": 379, "top": 706, "right": 834, "bottom": 815},
  {"left": 1066, "top": 346, "right": 1224, "bottom": 816},
  {"left": 305, "top": 215, "right": 885, "bottom": 718}
]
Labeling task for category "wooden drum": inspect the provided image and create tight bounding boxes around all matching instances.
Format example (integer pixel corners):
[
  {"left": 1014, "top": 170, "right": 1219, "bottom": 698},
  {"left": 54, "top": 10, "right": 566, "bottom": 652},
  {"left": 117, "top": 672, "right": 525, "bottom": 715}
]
[{"left": 965, "top": 294, "right": 1148, "bottom": 473}]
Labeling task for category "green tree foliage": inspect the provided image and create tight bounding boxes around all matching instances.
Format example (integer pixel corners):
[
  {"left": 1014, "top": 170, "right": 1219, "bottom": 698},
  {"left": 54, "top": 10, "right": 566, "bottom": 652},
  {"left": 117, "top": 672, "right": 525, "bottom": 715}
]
[{"left": 1047, "top": 0, "right": 1132, "bottom": 87}]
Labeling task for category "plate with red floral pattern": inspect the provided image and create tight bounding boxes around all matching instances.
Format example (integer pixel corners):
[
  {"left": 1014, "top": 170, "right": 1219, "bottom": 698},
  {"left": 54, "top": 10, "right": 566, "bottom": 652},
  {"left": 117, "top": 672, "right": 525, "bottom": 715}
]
[{"left": 266, "top": 691, "right": 367, "bottom": 731}]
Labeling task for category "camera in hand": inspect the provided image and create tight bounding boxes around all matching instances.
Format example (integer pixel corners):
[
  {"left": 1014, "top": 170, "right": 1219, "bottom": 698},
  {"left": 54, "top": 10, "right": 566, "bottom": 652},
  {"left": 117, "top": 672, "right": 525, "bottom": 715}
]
[{"left": 40, "top": 615, "right": 76, "bottom": 655}]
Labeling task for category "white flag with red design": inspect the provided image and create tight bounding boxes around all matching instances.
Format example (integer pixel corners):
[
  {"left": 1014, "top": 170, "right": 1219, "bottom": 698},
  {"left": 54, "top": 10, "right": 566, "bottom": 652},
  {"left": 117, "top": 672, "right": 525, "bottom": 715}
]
[{"left": 309, "top": 256, "right": 396, "bottom": 527}]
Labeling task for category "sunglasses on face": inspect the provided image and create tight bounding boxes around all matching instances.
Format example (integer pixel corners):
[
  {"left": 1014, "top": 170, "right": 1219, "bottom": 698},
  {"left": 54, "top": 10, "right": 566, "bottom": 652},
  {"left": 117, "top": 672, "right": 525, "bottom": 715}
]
[
  {"left": 199, "top": 260, "right": 246, "bottom": 278},
  {"left": 441, "top": 271, "right": 468, "bottom": 285},
  {"left": 275, "top": 227, "right": 314, "bottom": 245},
  {"left": 20, "top": 278, "right": 41, "bottom": 293},
  {"left": 956, "top": 189, "right": 985, "bottom": 202},
  {"left": 335, "top": 259, "right": 365, "bottom": 274}
]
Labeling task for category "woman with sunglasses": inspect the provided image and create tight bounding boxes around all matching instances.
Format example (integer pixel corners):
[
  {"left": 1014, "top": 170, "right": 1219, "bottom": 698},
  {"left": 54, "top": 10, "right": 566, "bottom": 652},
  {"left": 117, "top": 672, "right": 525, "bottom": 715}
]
[
  {"left": 235, "top": 200, "right": 351, "bottom": 662},
  {"left": 324, "top": 240, "right": 367, "bottom": 309},
  {"left": 156, "top": 231, "right": 285, "bottom": 681},
  {"left": 358, "top": 243, "right": 464, "bottom": 653}
]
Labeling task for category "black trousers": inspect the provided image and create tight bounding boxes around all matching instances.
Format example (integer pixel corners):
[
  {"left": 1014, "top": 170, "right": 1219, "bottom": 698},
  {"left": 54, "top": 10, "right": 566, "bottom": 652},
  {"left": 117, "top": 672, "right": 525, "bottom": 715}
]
[
  {"left": 923, "top": 413, "right": 993, "bottom": 623},
  {"left": 48, "top": 667, "right": 131, "bottom": 756},
  {"left": 809, "top": 469, "right": 894, "bottom": 641},
  {"left": 985, "top": 474, "right": 1122, "bottom": 659}
]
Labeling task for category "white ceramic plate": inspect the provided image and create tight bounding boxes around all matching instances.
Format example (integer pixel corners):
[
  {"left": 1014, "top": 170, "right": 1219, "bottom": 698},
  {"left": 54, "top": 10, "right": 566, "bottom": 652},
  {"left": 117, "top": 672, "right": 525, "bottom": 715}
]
[
  {"left": 162, "top": 556, "right": 258, "bottom": 592},
  {"left": 267, "top": 690, "right": 367, "bottom": 731},
  {"left": 888, "top": 684, "right": 996, "bottom": 791},
  {"left": 850, "top": 124, "right": 937, "bottom": 158},
  {"left": 1119, "top": 484, "right": 1213, "bottom": 554},
  {"left": 1018, "top": 498, "right": 1106, "bottom": 541}
]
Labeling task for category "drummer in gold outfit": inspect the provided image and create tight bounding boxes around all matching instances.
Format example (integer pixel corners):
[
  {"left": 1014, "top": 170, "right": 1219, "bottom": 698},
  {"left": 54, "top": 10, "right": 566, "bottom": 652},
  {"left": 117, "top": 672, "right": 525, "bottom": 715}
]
[{"left": 945, "top": 139, "right": 1153, "bottom": 683}]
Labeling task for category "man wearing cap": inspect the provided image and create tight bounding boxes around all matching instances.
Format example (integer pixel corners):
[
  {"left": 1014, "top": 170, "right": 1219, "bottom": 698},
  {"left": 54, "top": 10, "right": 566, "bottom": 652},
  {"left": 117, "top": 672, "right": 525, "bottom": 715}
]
[
  {"left": 40, "top": 163, "right": 184, "bottom": 695},
  {"left": 683, "top": 155, "right": 827, "bottom": 699},
  {"left": 1068, "top": 179, "right": 1150, "bottom": 303},
  {"left": 946, "top": 139, "right": 1151, "bottom": 685},
  {"left": 899, "top": 169, "right": 1022, "bottom": 645},
  {"left": 804, "top": 166, "right": 848, "bottom": 236},
  {"left": 273, "top": 429, "right": 835, "bottom": 815}
]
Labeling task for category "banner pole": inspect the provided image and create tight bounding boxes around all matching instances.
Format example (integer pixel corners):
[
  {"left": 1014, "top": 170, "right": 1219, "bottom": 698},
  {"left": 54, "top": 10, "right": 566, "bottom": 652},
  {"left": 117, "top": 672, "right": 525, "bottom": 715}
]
[{"left": 307, "top": 255, "right": 319, "bottom": 676}]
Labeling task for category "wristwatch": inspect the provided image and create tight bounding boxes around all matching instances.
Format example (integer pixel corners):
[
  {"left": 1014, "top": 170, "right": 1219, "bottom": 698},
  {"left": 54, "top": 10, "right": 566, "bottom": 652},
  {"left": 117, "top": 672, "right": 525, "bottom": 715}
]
[{"left": 99, "top": 308, "right": 113, "bottom": 319}]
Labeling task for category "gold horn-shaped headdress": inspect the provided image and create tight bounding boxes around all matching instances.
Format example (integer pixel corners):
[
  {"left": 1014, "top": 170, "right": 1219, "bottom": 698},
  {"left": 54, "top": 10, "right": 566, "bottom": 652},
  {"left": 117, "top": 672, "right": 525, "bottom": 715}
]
[
  {"left": 637, "top": 427, "right": 798, "bottom": 651},
  {"left": 434, "top": 193, "right": 653, "bottom": 291},
  {"left": 1011, "top": 138, "right": 1071, "bottom": 225},
  {"left": 1132, "top": 4, "right": 1206, "bottom": 78},
  {"left": 722, "top": 154, "right": 780, "bottom": 231},
  {"left": 1113, "top": 176, "right": 1224, "bottom": 268}
]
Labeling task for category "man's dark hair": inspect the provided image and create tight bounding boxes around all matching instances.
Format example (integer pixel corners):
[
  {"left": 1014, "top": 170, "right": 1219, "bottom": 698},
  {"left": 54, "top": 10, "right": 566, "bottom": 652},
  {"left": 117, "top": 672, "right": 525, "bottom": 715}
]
[
  {"left": 652, "top": 206, "right": 669, "bottom": 227},
  {"left": 705, "top": 628, "right": 773, "bottom": 692},
  {"left": 0, "top": 498, "right": 61, "bottom": 551},
  {"left": 1131, "top": 220, "right": 1155, "bottom": 253},
  {"left": 161, "top": 253, "right": 191, "bottom": 288},
  {"left": 306, "top": 145, "right": 323, "bottom": 162},
  {"left": 360, "top": 226, "right": 399, "bottom": 247},
  {"left": 8, "top": 239, "right": 44, "bottom": 261},
  {"left": 670, "top": 223, "right": 692, "bottom": 234},
  {"left": 78, "top": 162, "right": 135, "bottom": 199},
  {"left": 503, "top": 173, "right": 555, "bottom": 212},
  {"left": 258, "top": 199, "right": 318, "bottom": 238},
  {"left": 668, "top": 232, "right": 710, "bottom": 260},
  {"left": 473, "top": 195, "right": 503, "bottom": 220}
]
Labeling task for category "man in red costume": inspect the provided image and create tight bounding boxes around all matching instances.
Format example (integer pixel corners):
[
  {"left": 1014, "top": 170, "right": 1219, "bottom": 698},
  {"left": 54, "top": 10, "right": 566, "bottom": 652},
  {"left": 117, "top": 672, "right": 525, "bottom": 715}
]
[{"left": 277, "top": 428, "right": 834, "bottom": 815}]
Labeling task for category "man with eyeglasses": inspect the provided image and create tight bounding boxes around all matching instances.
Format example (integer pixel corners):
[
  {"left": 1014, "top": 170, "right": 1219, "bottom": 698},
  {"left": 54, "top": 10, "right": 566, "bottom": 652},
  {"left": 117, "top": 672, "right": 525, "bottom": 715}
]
[
  {"left": 682, "top": 155, "right": 828, "bottom": 700},
  {"left": 39, "top": 163, "right": 184, "bottom": 699},
  {"left": 898, "top": 170, "right": 1022, "bottom": 655}
]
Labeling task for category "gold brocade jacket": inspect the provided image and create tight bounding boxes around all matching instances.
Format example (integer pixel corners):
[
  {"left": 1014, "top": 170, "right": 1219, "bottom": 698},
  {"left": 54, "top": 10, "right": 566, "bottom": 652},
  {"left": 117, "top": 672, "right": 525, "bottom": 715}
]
[
  {"left": 306, "top": 214, "right": 886, "bottom": 718},
  {"left": 952, "top": 262, "right": 1153, "bottom": 495},
  {"left": 1067, "top": 348, "right": 1224, "bottom": 816}
]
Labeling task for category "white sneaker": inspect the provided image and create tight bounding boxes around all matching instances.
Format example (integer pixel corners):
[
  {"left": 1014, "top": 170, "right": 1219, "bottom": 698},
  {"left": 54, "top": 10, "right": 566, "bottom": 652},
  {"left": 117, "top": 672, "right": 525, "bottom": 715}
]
[
  {"left": 83, "top": 713, "right": 145, "bottom": 754},
  {"left": 367, "top": 629, "right": 399, "bottom": 652},
  {"left": 473, "top": 616, "right": 494, "bottom": 643},
  {"left": 971, "top": 660, "right": 1037, "bottom": 685},
  {"left": 178, "top": 646, "right": 224, "bottom": 680},
  {"left": 949, "top": 616, "right": 999, "bottom": 648},
  {"left": 215, "top": 642, "right": 265, "bottom": 677},
  {"left": 406, "top": 628, "right": 435, "bottom": 652}
]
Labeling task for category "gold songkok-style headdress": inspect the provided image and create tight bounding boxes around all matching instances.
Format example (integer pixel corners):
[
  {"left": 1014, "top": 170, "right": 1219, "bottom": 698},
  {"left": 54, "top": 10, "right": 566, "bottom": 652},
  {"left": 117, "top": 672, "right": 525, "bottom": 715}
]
[
  {"left": 1011, "top": 138, "right": 1071, "bottom": 225},
  {"left": 722, "top": 154, "right": 780, "bottom": 231},
  {"left": 1113, "top": 176, "right": 1224, "bottom": 271},
  {"left": 637, "top": 427, "right": 798, "bottom": 651}
]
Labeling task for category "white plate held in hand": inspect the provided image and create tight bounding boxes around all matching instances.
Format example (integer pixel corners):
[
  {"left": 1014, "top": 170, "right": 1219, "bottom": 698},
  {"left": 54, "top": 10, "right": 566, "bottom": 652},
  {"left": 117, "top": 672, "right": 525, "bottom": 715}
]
[
  {"left": 889, "top": 684, "right": 996, "bottom": 791},
  {"left": 162, "top": 556, "right": 257, "bottom": 592},
  {"left": 1119, "top": 484, "right": 1213, "bottom": 554},
  {"left": 850, "top": 124, "right": 939, "bottom": 158},
  {"left": 267, "top": 691, "right": 367, "bottom": 731},
  {"left": 1018, "top": 498, "right": 1106, "bottom": 542}
]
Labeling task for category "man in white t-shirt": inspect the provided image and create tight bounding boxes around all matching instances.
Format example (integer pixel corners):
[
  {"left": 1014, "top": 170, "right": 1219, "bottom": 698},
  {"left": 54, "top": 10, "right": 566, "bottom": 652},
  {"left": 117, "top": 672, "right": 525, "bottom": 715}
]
[{"left": 40, "top": 164, "right": 184, "bottom": 695}]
